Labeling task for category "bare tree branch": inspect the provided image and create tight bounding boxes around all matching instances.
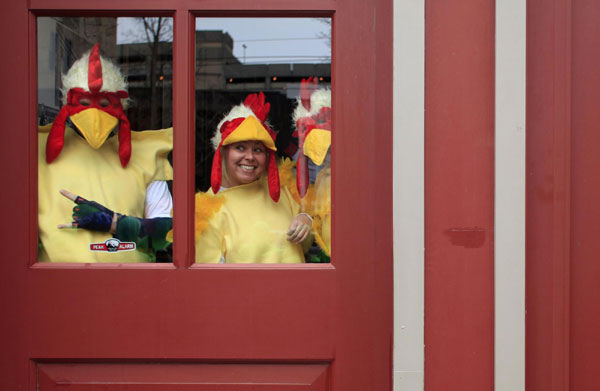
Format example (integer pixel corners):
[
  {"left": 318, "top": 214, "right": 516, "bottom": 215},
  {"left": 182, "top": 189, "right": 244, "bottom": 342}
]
[{"left": 133, "top": 17, "right": 173, "bottom": 128}]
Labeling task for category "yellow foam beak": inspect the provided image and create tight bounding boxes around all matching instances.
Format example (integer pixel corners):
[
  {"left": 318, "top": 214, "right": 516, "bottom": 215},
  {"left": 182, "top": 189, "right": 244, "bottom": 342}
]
[
  {"left": 222, "top": 116, "right": 277, "bottom": 151},
  {"left": 303, "top": 128, "right": 331, "bottom": 166},
  {"left": 70, "top": 108, "right": 119, "bottom": 149}
]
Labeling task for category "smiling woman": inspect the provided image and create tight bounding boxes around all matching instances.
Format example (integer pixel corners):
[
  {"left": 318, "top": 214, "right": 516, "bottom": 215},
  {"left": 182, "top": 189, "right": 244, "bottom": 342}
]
[{"left": 194, "top": 92, "right": 312, "bottom": 263}]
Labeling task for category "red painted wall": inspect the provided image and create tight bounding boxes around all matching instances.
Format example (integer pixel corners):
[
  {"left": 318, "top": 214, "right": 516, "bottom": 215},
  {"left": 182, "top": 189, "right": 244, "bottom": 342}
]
[
  {"left": 526, "top": 0, "right": 571, "bottom": 389},
  {"left": 570, "top": 2, "right": 600, "bottom": 388},
  {"left": 425, "top": 1, "right": 495, "bottom": 390}
]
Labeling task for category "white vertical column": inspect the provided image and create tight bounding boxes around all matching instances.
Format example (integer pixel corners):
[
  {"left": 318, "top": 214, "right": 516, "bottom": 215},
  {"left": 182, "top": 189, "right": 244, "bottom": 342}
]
[
  {"left": 393, "top": 0, "right": 425, "bottom": 390},
  {"left": 495, "top": 1, "right": 526, "bottom": 390}
]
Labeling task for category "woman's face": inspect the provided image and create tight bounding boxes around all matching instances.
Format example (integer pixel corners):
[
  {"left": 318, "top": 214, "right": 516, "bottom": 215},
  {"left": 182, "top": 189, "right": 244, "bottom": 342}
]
[{"left": 222, "top": 140, "right": 268, "bottom": 187}]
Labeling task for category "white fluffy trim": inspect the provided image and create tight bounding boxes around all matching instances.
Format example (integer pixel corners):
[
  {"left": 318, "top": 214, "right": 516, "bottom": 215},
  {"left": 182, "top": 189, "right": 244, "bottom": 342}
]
[
  {"left": 292, "top": 88, "right": 331, "bottom": 123},
  {"left": 60, "top": 49, "right": 129, "bottom": 108}
]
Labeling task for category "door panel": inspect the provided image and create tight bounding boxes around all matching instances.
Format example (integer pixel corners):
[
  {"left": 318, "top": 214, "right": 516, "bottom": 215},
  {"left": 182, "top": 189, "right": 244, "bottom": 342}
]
[
  {"left": 38, "top": 363, "right": 329, "bottom": 390},
  {"left": 25, "top": 267, "right": 334, "bottom": 359},
  {"left": 0, "top": 1, "right": 392, "bottom": 391}
]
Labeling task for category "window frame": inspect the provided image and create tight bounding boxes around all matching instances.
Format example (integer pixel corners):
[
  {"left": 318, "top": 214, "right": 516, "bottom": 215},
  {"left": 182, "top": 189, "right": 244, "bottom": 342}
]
[{"left": 29, "top": 2, "right": 337, "bottom": 269}]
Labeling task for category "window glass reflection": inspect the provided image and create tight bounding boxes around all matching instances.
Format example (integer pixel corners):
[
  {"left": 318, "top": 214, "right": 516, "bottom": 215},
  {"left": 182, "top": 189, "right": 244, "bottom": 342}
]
[
  {"left": 194, "top": 18, "right": 332, "bottom": 264},
  {"left": 37, "top": 17, "right": 174, "bottom": 263}
]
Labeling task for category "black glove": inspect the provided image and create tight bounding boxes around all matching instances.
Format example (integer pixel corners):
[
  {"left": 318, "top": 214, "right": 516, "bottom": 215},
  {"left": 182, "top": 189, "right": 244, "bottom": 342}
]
[{"left": 71, "top": 196, "right": 115, "bottom": 232}]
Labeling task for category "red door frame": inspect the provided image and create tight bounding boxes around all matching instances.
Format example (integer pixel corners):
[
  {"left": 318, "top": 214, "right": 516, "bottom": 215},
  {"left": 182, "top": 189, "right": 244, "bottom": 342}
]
[{"left": 0, "top": 1, "right": 392, "bottom": 390}]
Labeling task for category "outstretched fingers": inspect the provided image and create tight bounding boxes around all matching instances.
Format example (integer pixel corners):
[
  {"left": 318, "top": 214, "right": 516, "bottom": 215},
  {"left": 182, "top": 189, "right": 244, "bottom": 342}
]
[
  {"left": 59, "top": 189, "right": 77, "bottom": 201},
  {"left": 57, "top": 189, "right": 80, "bottom": 228},
  {"left": 57, "top": 222, "right": 77, "bottom": 229},
  {"left": 59, "top": 189, "right": 86, "bottom": 204}
]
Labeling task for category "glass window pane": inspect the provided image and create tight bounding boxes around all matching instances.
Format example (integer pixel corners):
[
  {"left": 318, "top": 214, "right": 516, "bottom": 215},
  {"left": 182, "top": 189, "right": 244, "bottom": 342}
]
[
  {"left": 37, "top": 16, "right": 174, "bottom": 263},
  {"left": 194, "top": 17, "right": 332, "bottom": 264}
]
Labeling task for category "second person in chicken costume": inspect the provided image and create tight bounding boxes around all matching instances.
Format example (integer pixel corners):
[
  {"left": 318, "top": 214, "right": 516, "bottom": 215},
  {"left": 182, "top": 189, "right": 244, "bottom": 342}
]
[
  {"left": 39, "top": 43, "right": 173, "bottom": 263},
  {"left": 292, "top": 77, "right": 332, "bottom": 260},
  {"left": 195, "top": 92, "right": 311, "bottom": 263}
]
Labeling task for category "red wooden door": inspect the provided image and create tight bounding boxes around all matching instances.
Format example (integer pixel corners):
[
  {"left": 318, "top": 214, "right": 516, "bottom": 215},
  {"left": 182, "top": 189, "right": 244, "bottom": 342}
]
[
  {"left": 527, "top": 0, "right": 600, "bottom": 390},
  {"left": 0, "top": 1, "right": 392, "bottom": 390}
]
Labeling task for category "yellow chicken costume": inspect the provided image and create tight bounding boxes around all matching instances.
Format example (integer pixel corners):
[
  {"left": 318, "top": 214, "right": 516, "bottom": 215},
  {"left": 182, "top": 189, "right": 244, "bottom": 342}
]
[
  {"left": 195, "top": 92, "right": 306, "bottom": 263},
  {"left": 39, "top": 44, "right": 173, "bottom": 263}
]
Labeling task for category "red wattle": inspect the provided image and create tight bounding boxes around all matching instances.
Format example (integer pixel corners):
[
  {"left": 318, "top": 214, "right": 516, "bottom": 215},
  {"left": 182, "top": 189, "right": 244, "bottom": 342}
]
[
  {"left": 267, "top": 151, "right": 280, "bottom": 202},
  {"left": 45, "top": 106, "right": 70, "bottom": 163},
  {"left": 211, "top": 146, "right": 223, "bottom": 194},
  {"left": 118, "top": 113, "right": 131, "bottom": 167},
  {"left": 296, "top": 152, "right": 309, "bottom": 198}
]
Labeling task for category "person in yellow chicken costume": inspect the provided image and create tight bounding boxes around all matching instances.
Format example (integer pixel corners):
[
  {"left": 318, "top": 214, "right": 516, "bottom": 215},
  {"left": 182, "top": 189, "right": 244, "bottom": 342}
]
[
  {"left": 195, "top": 92, "right": 312, "bottom": 263},
  {"left": 292, "top": 77, "right": 332, "bottom": 261},
  {"left": 38, "top": 44, "right": 173, "bottom": 263}
]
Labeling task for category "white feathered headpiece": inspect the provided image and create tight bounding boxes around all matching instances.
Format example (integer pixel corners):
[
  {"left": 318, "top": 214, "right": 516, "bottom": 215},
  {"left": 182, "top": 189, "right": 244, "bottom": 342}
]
[{"left": 61, "top": 47, "right": 129, "bottom": 108}]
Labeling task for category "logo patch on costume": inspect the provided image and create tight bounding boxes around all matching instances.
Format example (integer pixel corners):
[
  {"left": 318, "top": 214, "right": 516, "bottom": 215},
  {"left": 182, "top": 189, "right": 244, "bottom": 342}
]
[{"left": 90, "top": 238, "right": 136, "bottom": 252}]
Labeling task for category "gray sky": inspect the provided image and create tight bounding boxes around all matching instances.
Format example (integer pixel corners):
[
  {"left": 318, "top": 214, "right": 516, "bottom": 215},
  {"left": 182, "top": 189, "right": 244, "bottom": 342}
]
[{"left": 118, "top": 17, "right": 331, "bottom": 64}]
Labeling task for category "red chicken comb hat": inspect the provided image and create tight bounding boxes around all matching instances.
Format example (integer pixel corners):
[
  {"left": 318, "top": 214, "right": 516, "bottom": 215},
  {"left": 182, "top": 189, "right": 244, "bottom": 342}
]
[
  {"left": 45, "top": 43, "right": 132, "bottom": 167},
  {"left": 211, "top": 92, "right": 280, "bottom": 202}
]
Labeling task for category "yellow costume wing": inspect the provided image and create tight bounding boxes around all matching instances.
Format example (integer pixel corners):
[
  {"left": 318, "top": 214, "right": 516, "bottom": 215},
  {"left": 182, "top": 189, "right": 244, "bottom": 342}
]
[{"left": 194, "top": 192, "right": 226, "bottom": 240}]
